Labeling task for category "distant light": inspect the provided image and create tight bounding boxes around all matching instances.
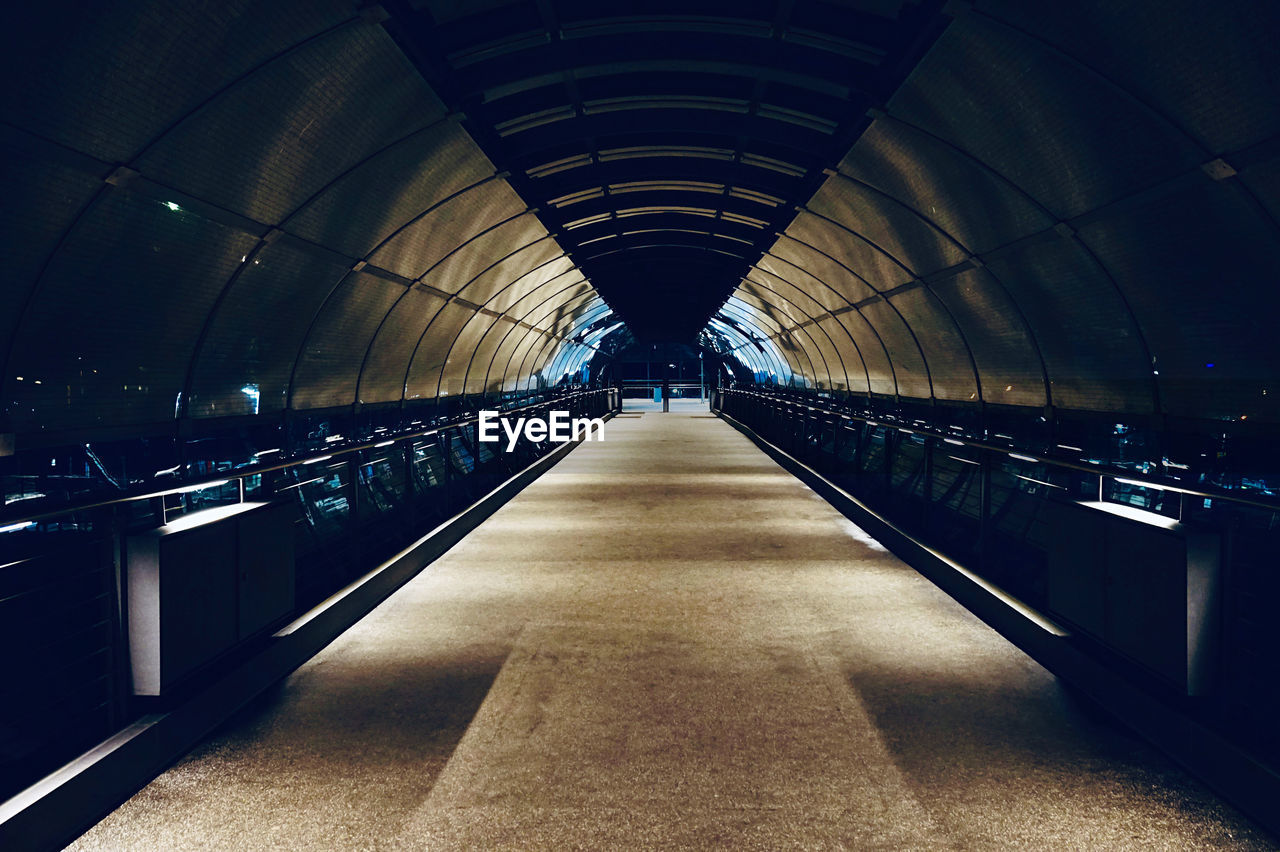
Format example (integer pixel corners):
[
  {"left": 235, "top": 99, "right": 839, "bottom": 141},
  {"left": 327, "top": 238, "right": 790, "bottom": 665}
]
[
  {"left": 153, "top": 464, "right": 181, "bottom": 477},
  {"left": 164, "top": 201, "right": 181, "bottom": 212},
  {"left": 1004, "top": 385, "right": 1012, "bottom": 391},
  {"left": 1241, "top": 414, "right": 1248, "bottom": 420},
  {"left": 253, "top": 448, "right": 281, "bottom": 457},
  {"left": 33, "top": 380, "right": 41, "bottom": 385},
  {"left": 943, "top": 438, "right": 965, "bottom": 446},
  {"left": 303, "top": 455, "right": 332, "bottom": 464},
  {"left": 374, "top": 440, "right": 395, "bottom": 448},
  {"left": 1205, "top": 362, "right": 1215, "bottom": 368},
  {"left": 1008, "top": 453, "right": 1038, "bottom": 463},
  {"left": 1057, "top": 444, "right": 1083, "bottom": 452},
  {"left": 240, "top": 383, "right": 260, "bottom": 415},
  {"left": 15, "top": 376, "right": 22, "bottom": 381}
]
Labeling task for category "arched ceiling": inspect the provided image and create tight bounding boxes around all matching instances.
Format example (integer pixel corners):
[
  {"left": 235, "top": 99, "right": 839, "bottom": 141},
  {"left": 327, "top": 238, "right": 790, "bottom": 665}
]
[
  {"left": 1, "top": 0, "right": 1279, "bottom": 448},
  {"left": 385, "top": 0, "right": 949, "bottom": 341}
]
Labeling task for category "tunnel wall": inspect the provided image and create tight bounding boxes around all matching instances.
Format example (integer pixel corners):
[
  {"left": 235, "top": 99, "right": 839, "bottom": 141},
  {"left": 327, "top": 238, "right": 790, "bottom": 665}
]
[
  {"left": 707, "top": 1, "right": 1280, "bottom": 428},
  {"left": 0, "top": 2, "right": 612, "bottom": 448}
]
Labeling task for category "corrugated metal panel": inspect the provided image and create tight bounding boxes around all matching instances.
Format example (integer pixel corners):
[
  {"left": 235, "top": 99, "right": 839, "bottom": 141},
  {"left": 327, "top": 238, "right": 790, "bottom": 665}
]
[
  {"left": 750, "top": 271, "right": 853, "bottom": 391},
  {"left": 436, "top": 311, "right": 503, "bottom": 399},
  {"left": 483, "top": 257, "right": 578, "bottom": 314},
  {"left": 1079, "top": 180, "right": 1280, "bottom": 421},
  {"left": 0, "top": 129, "right": 102, "bottom": 367},
  {"left": 453, "top": 238, "right": 563, "bottom": 305},
  {"left": 420, "top": 215, "right": 548, "bottom": 294},
  {"left": 885, "top": 287, "right": 977, "bottom": 402},
  {"left": 828, "top": 309, "right": 896, "bottom": 396},
  {"left": 138, "top": 25, "right": 445, "bottom": 224},
  {"left": 793, "top": 198, "right": 912, "bottom": 291},
  {"left": 189, "top": 241, "right": 351, "bottom": 417},
  {"left": 737, "top": 279, "right": 843, "bottom": 390},
  {"left": 755, "top": 254, "right": 850, "bottom": 312},
  {"left": 768, "top": 235, "right": 878, "bottom": 304},
  {"left": 857, "top": 299, "right": 931, "bottom": 398},
  {"left": 471, "top": 284, "right": 594, "bottom": 395},
  {"left": 725, "top": 294, "right": 816, "bottom": 385},
  {"left": 977, "top": 0, "right": 1280, "bottom": 153},
  {"left": 291, "top": 271, "right": 406, "bottom": 410},
  {"left": 889, "top": 14, "right": 1203, "bottom": 219},
  {"left": 369, "top": 179, "right": 525, "bottom": 279},
  {"left": 440, "top": 263, "right": 585, "bottom": 399},
  {"left": 927, "top": 269, "right": 1045, "bottom": 406},
  {"left": 837, "top": 119, "right": 1052, "bottom": 254},
  {"left": 404, "top": 301, "right": 479, "bottom": 401},
  {"left": 482, "top": 281, "right": 595, "bottom": 391},
  {"left": 357, "top": 285, "right": 450, "bottom": 404},
  {"left": 818, "top": 315, "right": 871, "bottom": 394},
  {"left": 487, "top": 295, "right": 585, "bottom": 394},
  {"left": 747, "top": 267, "right": 832, "bottom": 317},
  {"left": 7, "top": 190, "right": 258, "bottom": 431},
  {"left": 286, "top": 120, "right": 493, "bottom": 258},
  {"left": 1, "top": 1, "right": 356, "bottom": 162},
  {"left": 809, "top": 175, "right": 968, "bottom": 278},
  {"left": 984, "top": 236, "right": 1153, "bottom": 413},
  {"left": 502, "top": 324, "right": 553, "bottom": 393}
]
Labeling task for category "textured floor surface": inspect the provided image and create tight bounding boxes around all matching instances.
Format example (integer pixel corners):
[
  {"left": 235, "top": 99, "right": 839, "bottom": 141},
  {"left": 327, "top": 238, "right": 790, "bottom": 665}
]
[{"left": 69, "top": 411, "right": 1274, "bottom": 850}]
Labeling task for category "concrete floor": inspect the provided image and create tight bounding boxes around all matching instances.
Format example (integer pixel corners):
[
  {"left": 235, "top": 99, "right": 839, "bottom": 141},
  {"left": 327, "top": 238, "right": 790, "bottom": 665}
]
[{"left": 69, "top": 411, "right": 1273, "bottom": 850}]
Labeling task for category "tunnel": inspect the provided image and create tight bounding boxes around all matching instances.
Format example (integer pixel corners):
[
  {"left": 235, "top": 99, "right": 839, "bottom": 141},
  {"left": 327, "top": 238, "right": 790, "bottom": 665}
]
[{"left": 2, "top": 0, "right": 1279, "bottom": 848}]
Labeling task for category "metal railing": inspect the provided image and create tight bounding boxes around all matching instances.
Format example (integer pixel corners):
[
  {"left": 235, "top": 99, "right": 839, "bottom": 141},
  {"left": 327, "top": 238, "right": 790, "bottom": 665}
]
[
  {"left": 713, "top": 386, "right": 1280, "bottom": 766},
  {"left": 0, "top": 388, "right": 619, "bottom": 804}
]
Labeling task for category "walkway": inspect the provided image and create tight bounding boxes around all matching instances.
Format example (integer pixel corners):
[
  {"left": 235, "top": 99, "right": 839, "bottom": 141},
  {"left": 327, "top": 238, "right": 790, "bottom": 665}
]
[{"left": 69, "top": 411, "right": 1271, "bottom": 850}]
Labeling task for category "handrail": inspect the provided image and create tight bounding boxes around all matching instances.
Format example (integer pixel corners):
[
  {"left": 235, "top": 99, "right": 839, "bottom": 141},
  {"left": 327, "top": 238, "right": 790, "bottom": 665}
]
[
  {"left": 719, "top": 387, "right": 1280, "bottom": 515},
  {"left": 0, "top": 389, "right": 613, "bottom": 528}
]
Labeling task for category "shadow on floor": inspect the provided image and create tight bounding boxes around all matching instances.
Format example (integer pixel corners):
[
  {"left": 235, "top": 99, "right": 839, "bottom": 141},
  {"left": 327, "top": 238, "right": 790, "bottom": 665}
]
[{"left": 846, "top": 665, "right": 1273, "bottom": 845}]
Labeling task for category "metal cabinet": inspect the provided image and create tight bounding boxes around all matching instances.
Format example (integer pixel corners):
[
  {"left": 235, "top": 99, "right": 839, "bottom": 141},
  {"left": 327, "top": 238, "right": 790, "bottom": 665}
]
[
  {"left": 1046, "top": 500, "right": 1220, "bottom": 695},
  {"left": 128, "top": 501, "right": 296, "bottom": 696}
]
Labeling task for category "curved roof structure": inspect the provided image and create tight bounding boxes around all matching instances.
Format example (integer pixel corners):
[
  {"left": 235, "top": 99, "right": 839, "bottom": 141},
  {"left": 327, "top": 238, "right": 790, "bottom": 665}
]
[{"left": 2, "top": 0, "right": 1278, "bottom": 448}]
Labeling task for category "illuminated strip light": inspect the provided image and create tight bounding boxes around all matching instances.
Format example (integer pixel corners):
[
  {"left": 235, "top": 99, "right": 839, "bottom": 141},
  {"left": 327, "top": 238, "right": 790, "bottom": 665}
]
[
  {"left": 153, "top": 464, "right": 182, "bottom": 477},
  {"left": 174, "top": 480, "right": 228, "bottom": 494},
  {"left": 949, "top": 455, "right": 980, "bottom": 466},
  {"left": 1016, "top": 475, "right": 1064, "bottom": 490},
  {"left": 277, "top": 478, "right": 323, "bottom": 492},
  {"left": 943, "top": 438, "right": 965, "bottom": 446},
  {"left": 374, "top": 440, "right": 395, "bottom": 448},
  {"left": 254, "top": 448, "right": 281, "bottom": 457},
  {"left": 1008, "top": 453, "right": 1039, "bottom": 463},
  {"left": 1057, "top": 444, "right": 1083, "bottom": 452},
  {"left": 0, "top": 521, "right": 36, "bottom": 534},
  {"left": 303, "top": 455, "right": 332, "bottom": 465},
  {"left": 1114, "top": 477, "right": 1196, "bottom": 495}
]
